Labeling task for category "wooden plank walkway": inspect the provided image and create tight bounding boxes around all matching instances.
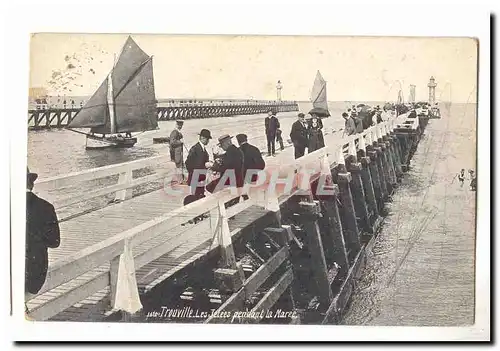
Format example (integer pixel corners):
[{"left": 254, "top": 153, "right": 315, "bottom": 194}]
[{"left": 28, "top": 136, "right": 300, "bottom": 318}]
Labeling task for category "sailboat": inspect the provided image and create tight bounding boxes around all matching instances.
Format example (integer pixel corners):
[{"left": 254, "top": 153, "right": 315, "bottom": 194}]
[
  {"left": 309, "top": 70, "right": 330, "bottom": 118},
  {"left": 395, "top": 89, "right": 408, "bottom": 116},
  {"left": 67, "top": 36, "right": 158, "bottom": 149}
]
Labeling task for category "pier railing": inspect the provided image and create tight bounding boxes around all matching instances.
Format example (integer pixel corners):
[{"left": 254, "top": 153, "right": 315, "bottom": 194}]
[
  {"left": 26, "top": 112, "right": 418, "bottom": 321},
  {"left": 28, "top": 100, "right": 299, "bottom": 130},
  {"left": 35, "top": 155, "right": 170, "bottom": 213}
]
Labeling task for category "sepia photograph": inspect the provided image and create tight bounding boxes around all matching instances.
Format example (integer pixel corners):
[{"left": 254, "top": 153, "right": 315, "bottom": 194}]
[{"left": 8, "top": 3, "right": 491, "bottom": 343}]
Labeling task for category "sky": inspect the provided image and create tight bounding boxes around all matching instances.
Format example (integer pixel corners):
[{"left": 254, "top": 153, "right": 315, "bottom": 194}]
[{"left": 29, "top": 34, "right": 478, "bottom": 103}]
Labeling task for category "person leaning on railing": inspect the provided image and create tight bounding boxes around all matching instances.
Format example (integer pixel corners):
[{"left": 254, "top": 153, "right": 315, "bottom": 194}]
[
  {"left": 342, "top": 112, "right": 356, "bottom": 136},
  {"left": 25, "top": 168, "right": 60, "bottom": 311}
]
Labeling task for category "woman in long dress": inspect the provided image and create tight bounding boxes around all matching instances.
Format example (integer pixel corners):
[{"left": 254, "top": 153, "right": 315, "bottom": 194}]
[{"left": 308, "top": 114, "right": 325, "bottom": 152}]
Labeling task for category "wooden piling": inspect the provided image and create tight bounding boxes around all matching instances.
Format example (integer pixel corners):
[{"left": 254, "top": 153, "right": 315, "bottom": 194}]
[
  {"left": 393, "top": 133, "right": 405, "bottom": 169},
  {"left": 345, "top": 139, "right": 370, "bottom": 235},
  {"left": 346, "top": 163, "right": 370, "bottom": 234},
  {"left": 382, "top": 135, "right": 398, "bottom": 187},
  {"left": 336, "top": 172, "right": 361, "bottom": 255},
  {"left": 299, "top": 201, "right": 333, "bottom": 308},
  {"left": 395, "top": 132, "right": 410, "bottom": 171},
  {"left": 318, "top": 186, "right": 350, "bottom": 277},
  {"left": 359, "top": 156, "right": 380, "bottom": 230},
  {"left": 366, "top": 149, "right": 384, "bottom": 214},
  {"left": 374, "top": 133, "right": 393, "bottom": 197},
  {"left": 389, "top": 134, "right": 404, "bottom": 179}
]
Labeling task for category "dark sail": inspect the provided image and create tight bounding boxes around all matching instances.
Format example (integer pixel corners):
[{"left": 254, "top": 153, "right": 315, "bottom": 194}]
[
  {"left": 68, "top": 36, "right": 157, "bottom": 136},
  {"left": 114, "top": 58, "right": 158, "bottom": 133},
  {"left": 67, "top": 77, "right": 109, "bottom": 129},
  {"left": 112, "top": 36, "right": 150, "bottom": 98},
  {"left": 309, "top": 71, "right": 330, "bottom": 117}
]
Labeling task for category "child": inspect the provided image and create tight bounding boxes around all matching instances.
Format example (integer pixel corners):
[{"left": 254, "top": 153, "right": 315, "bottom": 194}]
[
  {"left": 457, "top": 169, "right": 466, "bottom": 187},
  {"left": 469, "top": 170, "right": 476, "bottom": 191}
]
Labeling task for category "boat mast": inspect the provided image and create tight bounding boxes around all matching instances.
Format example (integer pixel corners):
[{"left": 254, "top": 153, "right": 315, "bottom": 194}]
[{"left": 107, "top": 54, "right": 117, "bottom": 135}]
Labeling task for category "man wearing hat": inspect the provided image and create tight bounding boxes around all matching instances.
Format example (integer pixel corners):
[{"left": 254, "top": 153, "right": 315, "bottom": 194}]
[
  {"left": 169, "top": 120, "right": 185, "bottom": 181},
  {"left": 206, "top": 134, "right": 244, "bottom": 194},
  {"left": 236, "top": 133, "right": 265, "bottom": 184},
  {"left": 185, "top": 129, "right": 212, "bottom": 199},
  {"left": 25, "top": 168, "right": 60, "bottom": 300},
  {"left": 264, "top": 110, "right": 280, "bottom": 156},
  {"left": 290, "top": 112, "right": 309, "bottom": 159}
]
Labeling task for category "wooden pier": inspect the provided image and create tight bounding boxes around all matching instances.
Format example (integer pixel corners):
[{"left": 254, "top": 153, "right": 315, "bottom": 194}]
[
  {"left": 27, "top": 99, "right": 299, "bottom": 130},
  {"left": 25, "top": 111, "right": 429, "bottom": 324}
]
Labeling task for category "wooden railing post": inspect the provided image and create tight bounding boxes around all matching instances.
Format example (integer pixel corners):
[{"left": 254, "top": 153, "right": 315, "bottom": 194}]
[
  {"left": 368, "top": 128, "right": 388, "bottom": 205},
  {"left": 381, "top": 124, "right": 398, "bottom": 187},
  {"left": 318, "top": 185, "right": 350, "bottom": 277},
  {"left": 395, "top": 131, "right": 410, "bottom": 171},
  {"left": 211, "top": 199, "right": 245, "bottom": 293},
  {"left": 298, "top": 201, "right": 333, "bottom": 309},
  {"left": 389, "top": 132, "right": 404, "bottom": 180},
  {"left": 109, "top": 238, "right": 142, "bottom": 320},
  {"left": 115, "top": 169, "right": 133, "bottom": 201},
  {"left": 365, "top": 129, "right": 383, "bottom": 211},
  {"left": 374, "top": 126, "right": 393, "bottom": 197},
  {"left": 346, "top": 139, "right": 370, "bottom": 235},
  {"left": 336, "top": 147, "right": 361, "bottom": 255},
  {"left": 357, "top": 134, "right": 380, "bottom": 232},
  {"left": 393, "top": 131, "right": 405, "bottom": 171}
]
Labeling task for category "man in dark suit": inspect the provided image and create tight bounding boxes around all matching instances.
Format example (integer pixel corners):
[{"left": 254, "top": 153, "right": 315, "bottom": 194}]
[
  {"left": 185, "top": 129, "right": 212, "bottom": 199},
  {"left": 207, "top": 134, "right": 245, "bottom": 193},
  {"left": 26, "top": 168, "right": 60, "bottom": 299},
  {"left": 236, "top": 133, "right": 265, "bottom": 183},
  {"left": 264, "top": 110, "right": 280, "bottom": 156},
  {"left": 290, "top": 112, "right": 309, "bottom": 159}
]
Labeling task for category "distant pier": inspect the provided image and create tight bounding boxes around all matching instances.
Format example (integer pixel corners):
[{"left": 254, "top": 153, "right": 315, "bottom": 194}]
[{"left": 27, "top": 99, "right": 299, "bottom": 130}]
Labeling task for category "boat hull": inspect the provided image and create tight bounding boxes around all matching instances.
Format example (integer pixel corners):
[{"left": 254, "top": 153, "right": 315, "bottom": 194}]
[
  {"left": 85, "top": 135, "right": 137, "bottom": 150},
  {"left": 153, "top": 137, "right": 170, "bottom": 144}
]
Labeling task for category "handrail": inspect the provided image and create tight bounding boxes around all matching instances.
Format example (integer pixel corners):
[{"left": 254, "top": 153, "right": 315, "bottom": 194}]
[
  {"left": 35, "top": 155, "right": 169, "bottom": 210},
  {"left": 26, "top": 113, "right": 412, "bottom": 320}
]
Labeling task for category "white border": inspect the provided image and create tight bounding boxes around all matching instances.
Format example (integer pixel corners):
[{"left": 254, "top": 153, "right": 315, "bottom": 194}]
[{"left": 4, "top": 0, "right": 491, "bottom": 343}]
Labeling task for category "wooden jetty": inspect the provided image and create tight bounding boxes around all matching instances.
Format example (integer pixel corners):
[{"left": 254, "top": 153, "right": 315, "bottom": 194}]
[
  {"left": 27, "top": 99, "right": 299, "bottom": 130},
  {"left": 25, "top": 111, "right": 429, "bottom": 324}
]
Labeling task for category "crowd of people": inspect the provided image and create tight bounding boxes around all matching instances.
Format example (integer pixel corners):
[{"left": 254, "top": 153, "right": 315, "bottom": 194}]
[
  {"left": 341, "top": 104, "right": 393, "bottom": 137},
  {"left": 169, "top": 109, "right": 329, "bottom": 217}
]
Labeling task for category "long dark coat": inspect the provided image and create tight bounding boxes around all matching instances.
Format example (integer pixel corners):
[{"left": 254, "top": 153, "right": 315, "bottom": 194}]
[
  {"left": 185, "top": 142, "right": 210, "bottom": 196},
  {"left": 239, "top": 142, "right": 265, "bottom": 183},
  {"left": 265, "top": 116, "right": 280, "bottom": 137},
  {"left": 290, "top": 120, "right": 309, "bottom": 148},
  {"left": 26, "top": 192, "right": 60, "bottom": 294},
  {"left": 207, "top": 144, "right": 245, "bottom": 192},
  {"left": 308, "top": 125, "right": 325, "bottom": 152},
  {"left": 169, "top": 129, "right": 184, "bottom": 167}
]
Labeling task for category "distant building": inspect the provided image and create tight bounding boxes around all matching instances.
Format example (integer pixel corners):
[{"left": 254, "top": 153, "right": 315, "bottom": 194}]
[
  {"left": 29, "top": 87, "right": 48, "bottom": 99},
  {"left": 28, "top": 87, "right": 49, "bottom": 108}
]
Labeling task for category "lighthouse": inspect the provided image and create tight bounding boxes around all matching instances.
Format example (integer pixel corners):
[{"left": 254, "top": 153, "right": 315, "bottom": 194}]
[
  {"left": 276, "top": 80, "right": 283, "bottom": 101},
  {"left": 428, "top": 76, "right": 437, "bottom": 105}
]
